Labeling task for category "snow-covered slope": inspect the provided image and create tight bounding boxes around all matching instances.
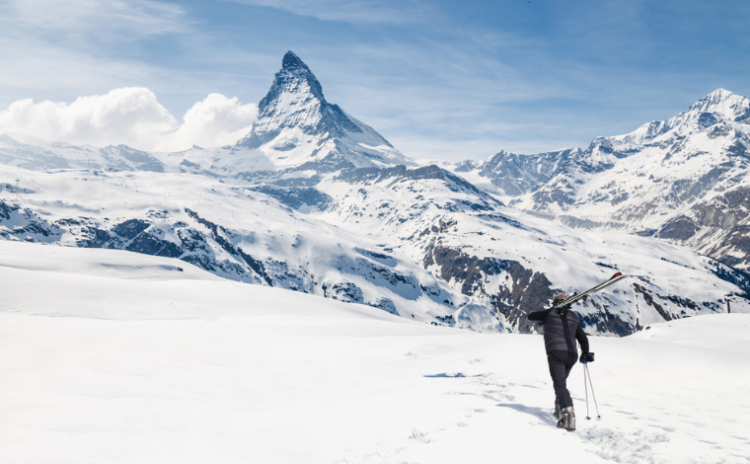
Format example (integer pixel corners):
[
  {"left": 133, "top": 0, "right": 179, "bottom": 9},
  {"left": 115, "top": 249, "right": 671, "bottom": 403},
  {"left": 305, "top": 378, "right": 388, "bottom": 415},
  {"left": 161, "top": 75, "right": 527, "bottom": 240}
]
[
  {"left": 0, "top": 134, "right": 165, "bottom": 172},
  {"left": 1, "top": 241, "right": 748, "bottom": 464},
  {"left": 3, "top": 159, "right": 747, "bottom": 336},
  {"left": 310, "top": 165, "right": 750, "bottom": 333},
  {"left": 0, "top": 165, "right": 465, "bottom": 326}
]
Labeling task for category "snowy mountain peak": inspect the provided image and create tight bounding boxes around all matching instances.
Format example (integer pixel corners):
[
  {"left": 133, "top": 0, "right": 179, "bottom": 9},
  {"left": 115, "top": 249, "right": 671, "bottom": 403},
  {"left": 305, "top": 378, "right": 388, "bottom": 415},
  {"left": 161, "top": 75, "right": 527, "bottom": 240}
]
[
  {"left": 645, "top": 88, "right": 750, "bottom": 138},
  {"left": 578, "top": 88, "right": 750, "bottom": 155},
  {"left": 686, "top": 88, "right": 750, "bottom": 123},
  {"left": 281, "top": 50, "right": 306, "bottom": 70},
  {"left": 706, "top": 87, "right": 736, "bottom": 101},
  {"left": 236, "top": 51, "right": 412, "bottom": 170},
  {"left": 258, "top": 51, "right": 327, "bottom": 113}
]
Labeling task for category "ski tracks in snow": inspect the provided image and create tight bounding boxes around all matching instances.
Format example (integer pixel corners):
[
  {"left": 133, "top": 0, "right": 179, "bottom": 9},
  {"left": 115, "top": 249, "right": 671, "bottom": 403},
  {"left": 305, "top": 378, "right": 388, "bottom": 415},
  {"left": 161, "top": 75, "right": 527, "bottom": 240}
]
[{"left": 336, "top": 365, "right": 750, "bottom": 464}]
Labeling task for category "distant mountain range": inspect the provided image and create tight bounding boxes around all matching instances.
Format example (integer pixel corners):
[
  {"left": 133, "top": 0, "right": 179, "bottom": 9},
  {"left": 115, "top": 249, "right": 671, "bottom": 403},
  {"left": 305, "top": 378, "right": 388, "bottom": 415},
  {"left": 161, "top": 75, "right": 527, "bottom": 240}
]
[
  {"left": 2, "top": 51, "right": 748, "bottom": 335},
  {"left": 445, "top": 88, "right": 750, "bottom": 272}
]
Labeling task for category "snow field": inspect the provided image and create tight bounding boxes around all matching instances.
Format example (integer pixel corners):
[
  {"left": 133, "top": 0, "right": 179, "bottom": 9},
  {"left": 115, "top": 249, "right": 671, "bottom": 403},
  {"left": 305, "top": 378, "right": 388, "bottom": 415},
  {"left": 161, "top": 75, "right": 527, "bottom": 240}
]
[
  {"left": 0, "top": 164, "right": 465, "bottom": 322},
  {"left": 1, "top": 241, "right": 749, "bottom": 464}
]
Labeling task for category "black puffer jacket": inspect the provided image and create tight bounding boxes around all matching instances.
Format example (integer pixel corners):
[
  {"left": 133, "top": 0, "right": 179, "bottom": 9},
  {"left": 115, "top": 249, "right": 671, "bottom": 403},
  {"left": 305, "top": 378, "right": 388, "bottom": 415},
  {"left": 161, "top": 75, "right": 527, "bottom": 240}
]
[{"left": 528, "top": 308, "right": 589, "bottom": 355}]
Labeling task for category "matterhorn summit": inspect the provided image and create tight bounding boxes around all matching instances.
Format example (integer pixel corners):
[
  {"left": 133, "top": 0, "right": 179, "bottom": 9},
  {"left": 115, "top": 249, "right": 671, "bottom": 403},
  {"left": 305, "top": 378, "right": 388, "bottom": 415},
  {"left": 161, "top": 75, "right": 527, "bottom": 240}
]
[{"left": 236, "top": 51, "right": 412, "bottom": 171}]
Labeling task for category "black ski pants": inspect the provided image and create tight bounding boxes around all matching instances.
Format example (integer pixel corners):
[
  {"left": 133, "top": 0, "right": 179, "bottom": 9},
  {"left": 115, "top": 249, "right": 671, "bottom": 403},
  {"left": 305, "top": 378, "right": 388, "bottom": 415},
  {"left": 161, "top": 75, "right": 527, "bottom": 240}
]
[{"left": 547, "top": 350, "right": 578, "bottom": 408}]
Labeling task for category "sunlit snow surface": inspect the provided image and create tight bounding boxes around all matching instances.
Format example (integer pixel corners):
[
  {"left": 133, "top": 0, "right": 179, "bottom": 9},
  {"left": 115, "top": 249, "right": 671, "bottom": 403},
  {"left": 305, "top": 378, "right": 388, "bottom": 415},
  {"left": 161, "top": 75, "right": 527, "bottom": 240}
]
[{"left": 1, "top": 241, "right": 748, "bottom": 464}]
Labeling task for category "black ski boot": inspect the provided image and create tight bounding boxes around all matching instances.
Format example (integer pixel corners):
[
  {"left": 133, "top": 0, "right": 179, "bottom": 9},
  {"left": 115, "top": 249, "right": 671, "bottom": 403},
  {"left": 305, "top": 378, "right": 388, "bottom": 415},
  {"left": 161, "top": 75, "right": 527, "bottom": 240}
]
[
  {"left": 553, "top": 401, "right": 562, "bottom": 421},
  {"left": 557, "top": 406, "right": 576, "bottom": 432}
]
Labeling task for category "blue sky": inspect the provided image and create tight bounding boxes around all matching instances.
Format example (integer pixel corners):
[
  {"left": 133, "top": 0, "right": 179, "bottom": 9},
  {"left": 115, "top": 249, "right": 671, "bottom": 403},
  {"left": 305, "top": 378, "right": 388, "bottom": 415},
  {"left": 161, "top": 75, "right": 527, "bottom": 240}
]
[{"left": 1, "top": 0, "right": 749, "bottom": 160}]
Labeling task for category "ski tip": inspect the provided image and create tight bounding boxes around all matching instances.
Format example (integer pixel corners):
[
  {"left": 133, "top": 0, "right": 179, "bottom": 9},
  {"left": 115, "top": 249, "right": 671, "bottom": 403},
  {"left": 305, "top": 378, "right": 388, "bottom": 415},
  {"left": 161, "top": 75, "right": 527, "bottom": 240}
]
[{"left": 611, "top": 272, "right": 622, "bottom": 279}]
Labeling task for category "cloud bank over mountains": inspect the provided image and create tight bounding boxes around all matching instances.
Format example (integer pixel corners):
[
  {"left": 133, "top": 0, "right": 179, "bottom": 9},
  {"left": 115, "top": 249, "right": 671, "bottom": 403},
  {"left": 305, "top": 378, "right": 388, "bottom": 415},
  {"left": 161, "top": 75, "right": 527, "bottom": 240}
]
[{"left": 0, "top": 88, "right": 258, "bottom": 151}]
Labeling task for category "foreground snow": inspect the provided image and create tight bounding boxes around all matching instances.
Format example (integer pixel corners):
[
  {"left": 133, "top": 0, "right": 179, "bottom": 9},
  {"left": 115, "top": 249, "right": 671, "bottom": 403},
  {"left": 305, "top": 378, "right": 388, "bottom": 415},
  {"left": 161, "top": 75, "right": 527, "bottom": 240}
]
[{"left": 1, "top": 242, "right": 748, "bottom": 464}]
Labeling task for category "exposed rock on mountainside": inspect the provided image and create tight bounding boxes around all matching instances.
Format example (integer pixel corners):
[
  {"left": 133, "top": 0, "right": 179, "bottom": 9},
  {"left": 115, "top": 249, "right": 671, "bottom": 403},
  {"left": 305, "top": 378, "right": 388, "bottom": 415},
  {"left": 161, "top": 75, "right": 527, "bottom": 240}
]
[
  {"left": 0, "top": 186, "right": 463, "bottom": 325},
  {"left": 422, "top": 243, "right": 555, "bottom": 333},
  {"left": 656, "top": 186, "right": 750, "bottom": 268},
  {"left": 452, "top": 148, "right": 580, "bottom": 198}
]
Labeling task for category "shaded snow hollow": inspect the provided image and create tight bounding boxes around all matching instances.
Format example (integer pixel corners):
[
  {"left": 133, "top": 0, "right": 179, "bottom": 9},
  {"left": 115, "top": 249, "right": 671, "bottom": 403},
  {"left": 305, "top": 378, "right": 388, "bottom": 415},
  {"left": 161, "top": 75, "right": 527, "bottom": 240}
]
[{"left": 1, "top": 241, "right": 748, "bottom": 464}]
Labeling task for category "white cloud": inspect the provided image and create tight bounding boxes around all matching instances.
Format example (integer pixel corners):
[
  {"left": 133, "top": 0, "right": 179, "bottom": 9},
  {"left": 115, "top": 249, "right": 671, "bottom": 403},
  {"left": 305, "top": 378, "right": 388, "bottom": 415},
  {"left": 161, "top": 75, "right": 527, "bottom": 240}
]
[
  {"left": 155, "top": 94, "right": 258, "bottom": 151},
  {"left": 0, "top": 88, "right": 177, "bottom": 149},
  {"left": 0, "top": 88, "right": 258, "bottom": 151}
]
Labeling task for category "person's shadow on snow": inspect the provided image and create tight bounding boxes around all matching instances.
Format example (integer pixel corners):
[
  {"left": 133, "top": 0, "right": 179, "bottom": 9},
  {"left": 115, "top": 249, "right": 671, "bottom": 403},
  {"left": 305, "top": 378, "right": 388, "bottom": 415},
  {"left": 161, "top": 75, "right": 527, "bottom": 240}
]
[{"left": 496, "top": 403, "right": 557, "bottom": 426}]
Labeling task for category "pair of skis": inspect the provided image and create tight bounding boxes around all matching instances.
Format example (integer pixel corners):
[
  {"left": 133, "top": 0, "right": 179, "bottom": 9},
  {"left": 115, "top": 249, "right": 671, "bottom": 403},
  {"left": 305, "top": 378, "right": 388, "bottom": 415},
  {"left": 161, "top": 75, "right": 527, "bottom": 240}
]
[{"left": 551, "top": 272, "right": 631, "bottom": 310}]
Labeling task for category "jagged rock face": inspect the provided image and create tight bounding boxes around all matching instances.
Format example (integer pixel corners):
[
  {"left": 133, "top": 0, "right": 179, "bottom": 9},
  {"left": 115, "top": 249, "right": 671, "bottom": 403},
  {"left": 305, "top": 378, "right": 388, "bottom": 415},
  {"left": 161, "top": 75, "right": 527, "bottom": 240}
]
[
  {"left": 0, "top": 200, "right": 62, "bottom": 241},
  {"left": 506, "top": 89, "right": 750, "bottom": 270},
  {"left": 422, "top": 243, "right": 560, "bottom": 333},
  {"left": 479, "top": 149, "right": 578, "bottom": 195},
  {"left": 235, "top": 51, "right": 412, "bottom": 171},
  {"left": 250, "top": 52, "right": 367, "bottom": 143},
  {"left": 656, "top": 186, "right": 750, "bottom": 268},
  {"left": 450, "top": 148, "right": 580, "bottom": 198}
]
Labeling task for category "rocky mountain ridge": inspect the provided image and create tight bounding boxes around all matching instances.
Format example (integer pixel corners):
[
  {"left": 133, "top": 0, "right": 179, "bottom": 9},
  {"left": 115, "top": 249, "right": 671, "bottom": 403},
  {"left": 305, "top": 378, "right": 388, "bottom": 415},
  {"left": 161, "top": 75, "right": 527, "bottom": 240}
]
[
  {"left": 443, "top": 89, "right": 750, "bottom": 271},
  {"left": 447, "top": 148, "right": 581, "bottom": 200},
  {"left": 513, "top": 89, "right": 750, "bottom": 271}
]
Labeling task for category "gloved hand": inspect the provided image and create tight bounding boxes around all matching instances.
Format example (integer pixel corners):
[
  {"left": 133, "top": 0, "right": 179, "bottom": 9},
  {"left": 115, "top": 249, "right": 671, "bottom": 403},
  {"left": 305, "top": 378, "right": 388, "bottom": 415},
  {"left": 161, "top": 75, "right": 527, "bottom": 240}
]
[{"left": 579, "top": 352, "right": 595, "bottom": 364}]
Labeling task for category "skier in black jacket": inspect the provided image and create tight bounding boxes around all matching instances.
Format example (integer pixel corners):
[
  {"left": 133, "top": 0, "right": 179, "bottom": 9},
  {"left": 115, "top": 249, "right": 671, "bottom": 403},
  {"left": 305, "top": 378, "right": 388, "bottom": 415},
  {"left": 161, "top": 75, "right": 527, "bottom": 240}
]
[{"left": 528, "top": 293, "right": 592, "bottom": 432}]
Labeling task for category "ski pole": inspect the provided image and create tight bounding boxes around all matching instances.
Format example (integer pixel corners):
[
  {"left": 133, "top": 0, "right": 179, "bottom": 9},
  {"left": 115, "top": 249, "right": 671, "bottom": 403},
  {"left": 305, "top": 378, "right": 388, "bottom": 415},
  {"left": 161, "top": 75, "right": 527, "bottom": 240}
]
[
  {"left": 583, "top": 364, "right": 591, "bottom": 420},
  {"left": 584, "top": 364, "right": 601, "bottom": 419}
]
